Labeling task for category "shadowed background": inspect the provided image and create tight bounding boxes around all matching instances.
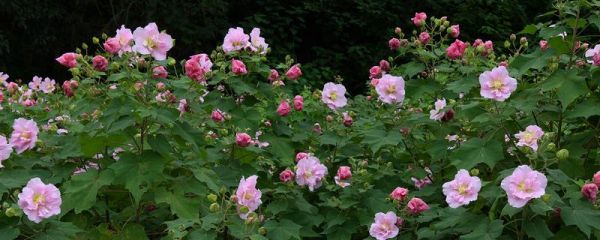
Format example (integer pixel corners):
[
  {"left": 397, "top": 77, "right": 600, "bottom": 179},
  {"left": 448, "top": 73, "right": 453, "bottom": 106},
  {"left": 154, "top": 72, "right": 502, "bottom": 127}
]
[{"left": 0, "top": 0, "right": 553, "bottom": 94}]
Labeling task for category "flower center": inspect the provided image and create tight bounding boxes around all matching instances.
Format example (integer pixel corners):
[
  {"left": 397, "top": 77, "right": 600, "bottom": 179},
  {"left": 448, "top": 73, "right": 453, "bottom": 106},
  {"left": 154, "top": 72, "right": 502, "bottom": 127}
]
[
  {"left": 523, "top": 132, "right": 533, "bottom": 142},
  {"left": 20, "top": 131, "right": 32, "bottom": 141},
  {"left": 329, "top": 92, "right": 337, "bottom": 100},
  {"left": 518, "top": 181, "right": 530, "bottom": 192},
  {"left": 386, "top": 84, "right": 396, "bottom": 94},
  {"left": 458, "top": 184, "right": 468, "bottom": 195},
  {"left": 33, "top": 193, "right": 45, "bottom": 205},
  {"left": 244, "top": 192, "right": 253, "bottom": 200},
  {"left": 144, "top": 38, "right": 156, "bottom": 49},
  {"left": 304, "top": 171, "right": 313, "bottom": 179},
  {"left": 491, "top": 79, "right": 504, "bottom": 90}
]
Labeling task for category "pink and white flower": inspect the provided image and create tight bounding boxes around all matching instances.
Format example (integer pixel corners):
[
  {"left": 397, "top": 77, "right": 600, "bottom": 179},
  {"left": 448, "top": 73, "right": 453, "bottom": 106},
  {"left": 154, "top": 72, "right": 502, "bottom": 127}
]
[
  {"left": 115, "top": 25, "right": 133, "bottom": 55},
  {"left": 449, "top": 25, "right": 460, "bottom": 38},
  {"left": 185, "top": 54, "right": 213, "bottom": 83},
  {"left": 375, "top": 74, "right": 405, "bottom": 105},
  {"left": 279, "top": 169, "right": 295, "bottom": 183},
  {"left": 152, "top": 66, "right": 168, "bottom": 79},
  {"left": 132, "top": 23, "right": 173, "bottom": 60},
  {"left": 10, "top": 118, "right": 39, "bottom": 154},
  {"left": 429, "top": 98, "right": 447, "bottom": 121},
  {"left": 236, "top": 133, "right": 253, "bottom": 147},
  {"left": 223, "top": 27, "right": 250, "bottom": 53},
  {"left": 369, "top": 212, "right": 399, "bottom": 240},
  {"left": 334, "top": 166, "right": 352, "bottom": 188},
  {"left": 295, "top": 156, "right": 328, "bottom": 191},
  {"left": 514, "top": 125, "right": 544, "bottom": 151},
  {"left": 18, "top": 178, "right": 62, "bottom": 223},
  {"left": 585, "top": 44, "right": 600, "bottom": 64},
  {"left": 442, "top": 169, "right": 481, "bottom": 208},
  {"left": 235, "top": 175, "right": 262, "bottom": 219},
  {"left": 0, "top": 135, "right": 12, "bottom": 168},
  {"left": 501, "top": 165, "right": 547, "bottom": 208},
  {"left": 293, "top": 95, "right": 304, "bottom": 111},
  {"left": 479, "top": 66, "right": 517, "bottom": 101},
  {"left": 56, "top": 52, "right": 78, "bottom": 68},
  {"left": 321, "top": 82, "right": 347, "bottom": 110},
  {"left": 249, "top": 28, "right": 268, "bottom": 54},
  {"left": 581, "top": 183, "right": 598, "bottom": 202}
]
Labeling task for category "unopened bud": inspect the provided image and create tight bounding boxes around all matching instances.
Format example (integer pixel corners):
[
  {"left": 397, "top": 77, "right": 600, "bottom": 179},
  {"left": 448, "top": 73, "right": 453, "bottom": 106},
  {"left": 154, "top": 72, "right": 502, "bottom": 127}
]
[
  {"left": 82, "top": 43, "right": 88, "bottom": 50},
  {"left": 167, "top": 57, "right": 176, "bottom": 66},
  {"left": 470, "top": 168, "right": 479, "bottom": 176},
  {"left": 394, "top": 27, "right": 402, "bottom": 34},
  {"left": 546, "top": 143, "right": 556, "bottom": 152},
  {"left": 207, "top": 193, "right": 218, "bottom": 203},
  {"left": 239, "top": 206, "right": 249, "bottom": 214},
  {"left": 556, "top": 149, "right": 569, "bottom": 160},
  {"left": 92, "top": 37, "right": 100, "bottom": 44},
  {"left": 510, "top": 34, "right": 516, "bottom": 41},
  {"left": 542, "top": 194, "right": 551, "bottom": 202},
  {"left": 209, "top": 203, "right": 220, "bottom": 212},
  {"left": 258, "top": 227, "right": 267, "bottom": 235},
  {"left": 504, "top": 40, "right": 511, "bottom": 48}
]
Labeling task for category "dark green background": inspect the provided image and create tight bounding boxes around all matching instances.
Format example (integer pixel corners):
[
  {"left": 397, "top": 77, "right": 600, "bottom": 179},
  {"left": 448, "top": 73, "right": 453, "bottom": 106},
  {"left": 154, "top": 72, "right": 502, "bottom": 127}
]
[{"left": 0, "top": 0, "right": 552, "bottom": 94}]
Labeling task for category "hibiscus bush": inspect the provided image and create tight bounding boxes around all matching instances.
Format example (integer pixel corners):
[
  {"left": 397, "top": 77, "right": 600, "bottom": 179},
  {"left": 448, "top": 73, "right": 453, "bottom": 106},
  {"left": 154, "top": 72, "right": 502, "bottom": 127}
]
[{"left": 1, "top": 1, "right": 600, "bottom": 239}]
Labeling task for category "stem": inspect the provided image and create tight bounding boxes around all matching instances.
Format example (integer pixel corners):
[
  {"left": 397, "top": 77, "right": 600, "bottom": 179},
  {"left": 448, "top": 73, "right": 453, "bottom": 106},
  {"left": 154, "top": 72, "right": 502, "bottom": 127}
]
[{"left": 567, "top": 6, "right": 580, "bottom": 69}]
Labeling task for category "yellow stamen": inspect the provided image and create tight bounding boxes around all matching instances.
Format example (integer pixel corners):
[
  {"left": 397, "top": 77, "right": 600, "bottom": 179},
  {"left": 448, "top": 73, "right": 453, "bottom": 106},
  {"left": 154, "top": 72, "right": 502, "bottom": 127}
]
[
  {"left": 491, "top": 79, "right": 503, "bottom": 90},
  {"left": 144, "top": 38, "right": 156, "bottom": 49},
  {"left": 458, "top": 184, "right": 468, "bottom": 195},
  {"left": 329, "top": 92, "right": 337, "bottom": 100},
  {"left": 386, "top": 85, "right": 396, "bottom": 94},
  {"left": 33, "top": 193, "right": 45, "bottom": 205}
]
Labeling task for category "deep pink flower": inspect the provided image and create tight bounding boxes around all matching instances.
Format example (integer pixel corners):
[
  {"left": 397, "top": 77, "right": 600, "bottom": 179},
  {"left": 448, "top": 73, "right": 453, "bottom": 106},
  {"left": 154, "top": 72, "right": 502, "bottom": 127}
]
[
  {"left": 268, "top": 69, "right": 280, "bottom": 82},
  {"left": 407, "top": 197, "right": 429, "bottom": 214},
  {"left": 334, "top": 166, "right": 351, "bottom": 188},
  {"left": 379, "top": 60, "right": 390, "bottom": 72},
  {"left": 293, "top": 95, "right": 303, "bottom": 111},
  {"left": 539, "top": 40, "right": 548, "bottom": 51},
  {"left": 286, "top": 64, "right": 302, "bottom": 80},
  {"left": 231, "top": 59, "right": 247, "bottom": 75},
  {"left": 249, "top": 28, "right": 268, "bottom": 54},
  {"left": 515, "top": 125, "right": 544, "bottom": 151},
  {"left": 115, "top": 25, "right": 133, "bottom": 55},
  {"left": 446, "top": 39, "right": 467, "bottom": 60},
  {"left": 581, "top": 183, "right": 598, "bottom": 202},
  {"left": 295, "top": 156, "right": 328, "bottom": 191},
  {"left": 18, "top": 178, "right": 61, "bottom": 223},
  {"left": 132, "top": 23, "right": 173, "bottom": 60},
  {"left": 279, "top": 169, "right": 295, "bottom": 183},
  {"left": 0, "top": 135, "right": 12, "bottom": 168},
  {"left": 56, "top": 52, "right": 78, "bottom": 68},
  {"left": 593, "top": 171, "right": 600, "bottom": 187},
  {"left": 429, "top": 99, "right": 447, "bottom": 121},
  {"left": 236, "top": 133, "right": 253, "bottom": 147},
  {"left": 211, "top": 109, "right": 225, "bottom": 123},
  {"left": 390, "top": 187, "right": 409, "bottom": 201},
  {"left": 92, "top": 55, "right": 108, "bottom": 71},
  {"left": 501, "top": 165, "right": 547, "bottom": 208},
  {"left": 223, "top": 27, "right": 250, "bottom": 53},
  {"left": 103, "top": 37, "right": 121, "bottom": 54},
  {"left": 411, "top": 12, "right": 427, "bottom": 27},
  {"left": 321, "top": 82, "right": 348, "bottom": 110},
  {"left": 375, "top": 74, "right": 405, "bottom": 105},
  {"left": 342, "top": 112, "right": 353, "bottom": 127},
  {"left": 235, "top": 175, "right": 262, "bottom": 219},
  {"left": 479, "top": 66, "right": 517, "bottom": 101},
  {"left": 277, "top": 100, "right": 291, "bottom": 116},
  {"left": 296, "top": 152, "right": 309, "bottom": 162},
  {"left": 370, "top": 66, "right": 382, "bottom": 79},
  {"left": 10, "top": 118, "right": 39, "bottom": 154},
  {"left": 185, "top": 54, "right": 213, "bottom": 83},
  {"left": 419, "top": 32, "right": 430, "bottom": 44},
  {"left": 442, "top": 169, "right": 481, "bottom": 208},
  {"left": 389, "top": 38, "right": 401, "bottom": 51},
  {"left": 449, "top": 25, "right": 460, "bottom": 38},
  {"left": 369, "top": 212, "right": 399, "bottom": 240}
]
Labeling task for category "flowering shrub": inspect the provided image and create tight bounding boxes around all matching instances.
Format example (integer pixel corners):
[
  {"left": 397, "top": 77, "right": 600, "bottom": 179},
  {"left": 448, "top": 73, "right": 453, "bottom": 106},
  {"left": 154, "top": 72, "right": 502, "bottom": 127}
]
[{"left": 1, "top": 2, "right": 600, "bottom": 239}]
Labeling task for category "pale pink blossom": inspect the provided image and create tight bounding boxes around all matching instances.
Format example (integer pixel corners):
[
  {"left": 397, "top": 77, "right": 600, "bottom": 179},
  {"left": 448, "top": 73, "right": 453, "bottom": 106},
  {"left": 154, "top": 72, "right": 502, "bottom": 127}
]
[
  {"left": 56, "top": 52, "right": 78, "bottom": 68},
  {"left": 375, "top": 74, "right": 405, "bottom": 105},
  {"left": 449, "top": 25, "right": 460, "bottom": 38},
  {"left": 223, "top": 27, "right": 250, "bottom": 53},
  {"left": 73, "top": 162, "right": 100, "bottom": 175},
  {"left": 0, "top": 72, "right": 9, "bottom": 86},
  {"left": 334, "top": 166, "right": 351, "bottom": 188},
  {"left": 479, "top": 66, "right": 517, "bottom": 101},
  {"left": 321, "top": 82, "right": 347, "bottom": 110},
  {"left": 295, "top": 156, "right": 328, "bottom": 191},
  {"left": 235, "top": 175, "right": 262, "bottom": 219},
  {"left": 231, "top": 59, "right": 247, "bottom": 75},
  {"left": 407, "top": 197, "right": 429, "bottom": 214},
  {"left": 585, "top": 44, "right": 600, "bottom": 64},
  {"left": 0, "top": 135, "right": 12, "bottom": 168},
  {"left": 369, "top": 212, "right": 399, "bottom": 240},
  {"left": 411, "top": 12, "right": 427, "bottom": 27},
  {"left": 411, "top": 177, "right": 432, "bottom": 189},
  {"left": 501, "top": 165, "right": 547, "bottom": 208},
  {"left": 252, "top": 131, "right": 269, "bottom": 148},
  {"left": 92, "top": 55, "right": 108, "bottom": 71},
  {"left": 279, "top": 169, "right": 295, "bottom": 183},
  {"left": 286, "top": 64, "right": 302, "bottom": 80},
  {"left": 514, "top": 125, "right": 544, "bottom": 151},
  {"left": 29, "top": 76, "right": 43, "bottom": 90},
  {"left": 249, "top": 28, "right": 268, "bottom": 54},
  {"left": 581, "top": 183, "right": 598, "bottom": 202},
  {"left": 442, "top": 169, "right": 481, "bottom": 208},
  {"left": 236, "top": 133, "right": 253, "bottom": 147},
  {"left": 177, "top": 99, "right": 189, "bottom": 116},
  {"left": 429, "top": 98, "right": 446, "bottom": 121},
  {"left": 539, "top": 40, "right": 548, "bottom": 51},
  {"left": 185, "top": 54, "right": 213, "bottom": 83},
  {"left": 39, "top": 78, "right": 56, "bottom": 94},
  {"left": 18, "top": 178, "right": 62, "bottom": 223},
  {"left": 152, "top": 66, "right": 168, "bottom": 79},
  {"left": 277, "top": 100, "right": 291, "bottom": 116},
  {"left": 10, "top": 118, "right": 39, "bottom": 154},
  {"left": 390, "top": 187, "right": 409, "bottom": 201},
  {"left": 132, "top": 23, "right": 173, "bottom": 60},
  {"left": 446, "top": 39, "right": 467, "bottom": 60},
  {"left": 293, "top": 95, "right": 303, "bottom": 111},
  {"left": 115, "top": 25, "right": 133, "bottom": 55}
]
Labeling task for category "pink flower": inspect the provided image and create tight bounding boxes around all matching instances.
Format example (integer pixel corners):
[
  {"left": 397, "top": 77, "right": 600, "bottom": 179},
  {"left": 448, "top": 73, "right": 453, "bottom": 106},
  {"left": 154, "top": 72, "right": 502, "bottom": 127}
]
[
  {"left": 29, "top": 76, "right": 42, "bottom": 90},
  {"left": 585, "top": 44, "right": 600, "bottom": 64},
  {"left": 501, "top": 165, "right": 547, "bottom": 208},
  {"left": 223, "top": 27, "right": 250, "bottom": 53},
  {"left": 479, "top": 66, "right": 517, "bottom": 101},
  {"left": 429, "top": 98, "right": 447, "bottom": 121},
  {"left": 321, "top": 82, "right": 348, "bottom": 110},
  {"left": 211, "top": 109, "right": 225, "bottom": 123},
  {"left": 0, "top": 135, "right": 12, "bottom": 168},
  {"left": 177, "top": 99, "right": 189, "bottom": 116},
  {"left": 446, "top": 39, "right": 467, "bottom": 60},
  {"left": 379, "top": 60, "right": 390, "bottom": 72},
  {"left": 581, "top": 183, "right": 598, "bottom": 202},
  {"left": 407, "top": 197, "right": 429, "bottom": 215},
  {"left": 18, "top": 178, "right": 61, "bottom": 223},
  {"left": 411, "top": 12, "right": 427, "bottom": 27},
  {"left": 277, "top": 100, "right": 291, "bottom": 116},
  {"left": 0, "top": 72, "right": 8, "bottom": 86},
  {"left": 115, "top": 25, "right": 133, "bottom": 55},
  {"left": 369, "top": 212, "right": 399, "bottom": 240},
  {"left": 10, "top": 118, "right": 39, "bottom": 154},
  {"left": 132, "top": 23, "right": 173, "bottom": 60},
  {"left": 249, "top": 28, "right": 268, "bottom": 54},
  {"left": 231, "top": 59, "right": 247, "bottom": 75},
  {"left": 342, "top": 112, "right": 353, "bottom": 127},
  {"left": 293, "top": 95, "right": 303, "bottom": 111},
  {"left": 313, "top": 123, "right": 322, "bottom": 134},
  {"left": 370, "top": 66, "right": 382, "bottom": 79},
  {"left": 593, "top": 171, "right": 600, "bottom": 187},
  {"left": 268, "top": 69, "right": 280, "bottom": 82},
  {"left": 411, "top": 177, "right": 432, "bottom": 189},
  {"left": 375, "top": 74, "right": 405, "bottom": 105},
  {"left": 56, "top": 52, "right": 78, "bottom": 68},
  {"left": 442, "top": 169, "right": 481, "bottom": 208},
  {"left": 449, "top": 25, "right": 460, "bottom": 38},
  {"left": 103, "top": 37, "right": 121, "bottom": 54},
  {"left": 296, "top": 152, "right": 309, "bottom": 162},
  {"left": 39, "top": 78, "right": 56, "bottom": 94},
  {"left": 236, "top": 133, "right": 253, "bottom": 147},
  {"left": 73, "top": 162, "right": 99, "bottom": 175},
  {"left": 279, "top": 169, "right": 295, "bottom": 183},
  {"left": 515, "top": 125, "right": 544, "bottom": 151},
  {"left": 390, "top": 187, "right": 409, "bottom": 201},
  {"left": 539, "top": 40, "right": 548, "bottom": 51},
  {"left": 152, "top": 66, "right": 168, "bottom": 79},
  {"left": 185, "top": 54, "right": 213, "bottom": 83},
  {"left": 92, "top": 55, "right": 108, "bottom": 71},
  {"left": 335, "top": 166, "right": 352, "bottom": 188},
  {"left": 295, "top": 156, "right": 328, "bottom": 191},
  {"left": 419, "top": 32, "right": 430, "bottom": 44},
  {"left": 594, "top": 53, "right": 600, "bottom": 66},
  {"left": 389, "top": 38, "right": 401, "bottom": 51},
  {"left": 235, "top": 175, "right": 262, "bottom": 219},
  {"left": 286, "top": 64, "right": 302, "bottom": 80},
  {"left": 370, "top": 78, "right": 380, "bottom": 87}
]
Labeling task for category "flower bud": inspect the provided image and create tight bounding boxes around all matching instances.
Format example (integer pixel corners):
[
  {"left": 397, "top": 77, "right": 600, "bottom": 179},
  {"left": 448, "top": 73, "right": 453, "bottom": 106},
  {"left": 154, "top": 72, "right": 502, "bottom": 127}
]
[
  {"left": 556, "top": 149, "right": 569, "bottom": 160},
  {"left": 92, "top": 37, "right": 100, "bottom": 44},
  {"left": 167, "top": 57, "right": 176, "bottom": 66},
  {"left": 470, "top": 168, "right": 479, "bottom": 176},
  {"left": 2, "top": 202, "right": 9, "bottom": 209},
  {"left": 326, "top": 115, "right": 334, "bottom": 122},
  {"left": 230, "top": 195, "right": 238, "bottom": 203},
  {"left": 546, "top": 143, "right": 556, "bottom": 152},
  {"left": 209, "top": 203, "right": 220, "bottom": 212},
  {"left": 5, "top": 207, "right": 21, "bottom": 217},
  {"left": 101, "top": 33, "right": 108, "bottom": 39},
  {"left": 207, "top": 193, "right": 218, "bottom": 203},
  {"left": 504, "top": 40, "right": 511, "bottom": 48},
  {"left": 542, "top": 194, "right": 551, "bottom": 202},
  {"left": 510, "top": 34, "right": 516, "bottom": 41},
  {"left": 258, "top": 227, "right": 267, "bottom": 235}
]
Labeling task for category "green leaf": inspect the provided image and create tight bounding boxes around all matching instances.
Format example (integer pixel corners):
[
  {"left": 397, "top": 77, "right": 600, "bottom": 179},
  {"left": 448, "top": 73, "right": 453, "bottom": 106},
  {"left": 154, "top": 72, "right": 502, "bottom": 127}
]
[
  {"left": 109, "top": 151, "right": 166, "bottom": 203},
  {"left": 62, "top": 169, "right": 114, "bottom": 214},
  {"left": 362, "top": 128, "right": 402, "bottom": 153},
  {"left": 542, "top": 69, "right": 587, "bottom": 110},
  {"left": 0, "top": 226, "right": 19, "bottom": 240},
  {"left": 155, "top": 187, "right": 201, "bottom": 220},
  {"left": 34, "top": 221, "right": 83, "bottom": 240},
  {"left": 566, "top": 97, "right": 600, "bottom": 119},
  {"left": 460, "top": 219, "right": 503, "bottom": 240},
  {"left": 589, "top": 15, "right": 600, "bottom": 31},
  {"left": 398, "top": 62, "right": 426, "bottom": 78},
  {"left": 119, "top": 224, "right": 149, "bottom": 240},
  {"left": 450, "top": 138, "right": 504, "bottom": 169},
  {"left": 525, "top": 218, "right": 553, "bottom": 240},
  {"left": 560, "top": 199, "right": 600, "bottom": 237},
  {"left": 191, "top": 168, "right": 222, "bottom": 193},
  {"left": 510, "top": 50, "right": 554, "bottom": 76},
  {"left": 264, "top": 219, "right": 302, "bottom": 240}
]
